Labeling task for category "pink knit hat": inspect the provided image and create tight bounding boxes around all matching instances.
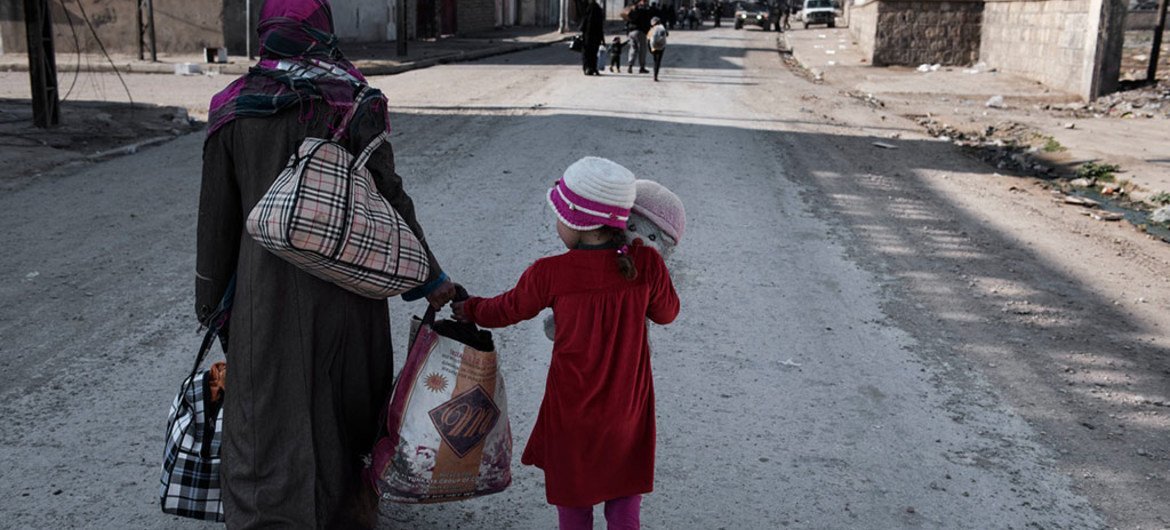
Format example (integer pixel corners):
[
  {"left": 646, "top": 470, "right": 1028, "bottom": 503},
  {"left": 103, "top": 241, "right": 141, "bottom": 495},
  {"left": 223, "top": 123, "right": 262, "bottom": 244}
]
[
  {"left": 547, "top": 157, "right": 637, "bottom": 230},
  {"left": 632, "top": 179, "right": 686, "bottom": 244}
]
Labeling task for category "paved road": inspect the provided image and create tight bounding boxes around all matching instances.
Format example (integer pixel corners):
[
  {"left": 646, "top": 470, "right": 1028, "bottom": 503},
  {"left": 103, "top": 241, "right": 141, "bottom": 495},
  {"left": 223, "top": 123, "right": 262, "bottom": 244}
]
[{"left": 3, "top": 24, "right": 1155, "bottom": 529}]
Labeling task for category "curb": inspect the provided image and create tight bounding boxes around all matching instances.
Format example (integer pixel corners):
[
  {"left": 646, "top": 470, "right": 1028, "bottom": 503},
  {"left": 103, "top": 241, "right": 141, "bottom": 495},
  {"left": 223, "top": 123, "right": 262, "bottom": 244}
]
[
  {"left": 358, "top": 37, "right": 569, "bottom": 76},
  {"left": 0, "top": 37, "right": 570, "bottom": 77}
]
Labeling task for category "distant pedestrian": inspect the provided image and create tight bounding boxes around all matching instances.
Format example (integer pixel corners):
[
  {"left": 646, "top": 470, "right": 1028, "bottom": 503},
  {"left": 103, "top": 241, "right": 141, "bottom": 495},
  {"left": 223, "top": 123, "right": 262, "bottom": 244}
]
[
  {"left": 626, "top": 0, "right": 652, "bottom": 74},
  {"left": 580, "top": 0, "right": 605, "bottom": 75},
  {"left": 198, "top": 0, "right": 455, "bottom": 527},
  {"left": 648, "top": 16, "right": 668, "bottom": 81},
  {"left": 714, "top": 0, "right": 723, "bottom": 26},
  {"left": 688, "top": 5, "right": 701, "bottom": 29},
  {"left": 607, "top": 36, "right": 627, "bottom": 72},
  {"left": 775, "top": 0, "right": 791, "bottom": 31},
  {"left": 453, "top": 156, "right": 679, "bottom": 530}
]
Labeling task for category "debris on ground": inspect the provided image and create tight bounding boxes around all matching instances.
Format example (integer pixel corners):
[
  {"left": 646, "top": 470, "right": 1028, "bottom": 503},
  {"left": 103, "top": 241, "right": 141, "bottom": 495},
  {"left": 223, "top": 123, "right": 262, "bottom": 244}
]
[
  {"left": 1063, "top": 196, "right": 1100, "bottom": 208},
  {"left": 1088, "top": 211, "right": 1125, "bottom": 221},
  {"left": 986, "top": 95, "right": 1007, "bottom": 109},
  {"left": 1044, "top": 80, "right": 1170, "bottom": 120},
  {"left": 872, "top": 142, "right": 898, "bottom": 150},
  {"left": 1151, "top": 206, "right": 1170, "bottom": 224}
]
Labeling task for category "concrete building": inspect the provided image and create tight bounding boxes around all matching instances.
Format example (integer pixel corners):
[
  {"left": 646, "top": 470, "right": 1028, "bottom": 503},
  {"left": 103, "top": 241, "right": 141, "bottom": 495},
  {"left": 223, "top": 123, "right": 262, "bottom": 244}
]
[
  {"left": 848, "top": 0, "right": 1130, "bottom": 100},
  {"left": 0, "top": 0, "right": 543, "bottom": 57}
]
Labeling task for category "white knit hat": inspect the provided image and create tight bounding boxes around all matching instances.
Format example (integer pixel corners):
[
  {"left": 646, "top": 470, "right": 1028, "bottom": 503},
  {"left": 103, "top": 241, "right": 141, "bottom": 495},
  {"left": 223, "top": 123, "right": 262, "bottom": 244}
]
[{"left": 547, "top": 157, "right": 637, "bottom": 230}]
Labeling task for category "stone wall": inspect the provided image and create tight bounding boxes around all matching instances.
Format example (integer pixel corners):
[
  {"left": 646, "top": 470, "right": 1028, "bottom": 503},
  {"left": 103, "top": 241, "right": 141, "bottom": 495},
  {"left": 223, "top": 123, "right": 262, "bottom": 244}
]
[
  {"left": 980, "top": 0, "right": 1127, "bottom": 99},
  {"left": 872, "top": 0, "right": 983, "bottom": 66},
  {"left": 458, "top": 0, "right": 497, "bottom": 32},
  {"left": 981, "top": 0, "right": 1090, "bottom": 96}
]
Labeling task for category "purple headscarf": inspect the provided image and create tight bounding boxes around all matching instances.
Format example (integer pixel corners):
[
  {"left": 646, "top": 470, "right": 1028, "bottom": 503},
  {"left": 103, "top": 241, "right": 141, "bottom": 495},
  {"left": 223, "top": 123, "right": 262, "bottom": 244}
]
[{"left": 206, "top": 0, "right": 387, "bottom": 138}]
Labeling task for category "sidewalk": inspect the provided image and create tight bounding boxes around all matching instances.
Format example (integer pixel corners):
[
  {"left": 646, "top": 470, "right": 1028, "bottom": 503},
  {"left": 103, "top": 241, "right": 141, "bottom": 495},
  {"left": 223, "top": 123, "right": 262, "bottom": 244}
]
[
  {"left": 0, "top": 27, "right": 568, "bottom": 77},
  {"left": 782, "top": 27, "right": 1170, "bottom": 207}
]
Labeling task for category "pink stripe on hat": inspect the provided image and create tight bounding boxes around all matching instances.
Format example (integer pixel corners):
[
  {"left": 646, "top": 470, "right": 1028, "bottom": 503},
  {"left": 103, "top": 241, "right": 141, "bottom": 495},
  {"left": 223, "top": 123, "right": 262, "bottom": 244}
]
[
  {"left": 546, "top": 157, "right": 637, "bottom": 231},
  {"left": 548, "top": 180, "right": 631, "bottom": 230}
]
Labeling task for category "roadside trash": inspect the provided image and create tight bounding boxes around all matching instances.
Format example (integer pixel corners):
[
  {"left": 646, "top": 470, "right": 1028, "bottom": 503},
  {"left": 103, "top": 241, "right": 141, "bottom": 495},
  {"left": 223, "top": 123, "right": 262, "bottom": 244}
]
[
  {"left": 872, "top": 142, "right": 898, "bottom": 149},
  {"left": 203, "top": 47, "right": 229, "bottom": 64},
  {"left": 1150, "top": 206, "right": 1170, "bottom": 224},
  {"left": 1069, "top": 178, "right": 1094, "bottom": 188},
  {"left": 826, "top": 61, "right": 837, "bottom": 66},
  {"left": 1063, "top": 122, "right": 1076, "bottom": 129},
  {"left": 1062, "top": 195, "right": 1099, "bottom": 208},
  {"left": 778, "top": 358, "right": 802, "bottom": 368},
  {"left": 1089, "top": 211, "right": 1124, "bottom": 221},
  {"left": 24, "top": 271, "right": 38, "bottom": 279},
  {"left": 916, "top": 63, "right": 939, "bottom": 73},
  {"left": 985, "top": 95, "right": 1006, "bottom": 109},
  {"left": 174, "top": 63, "right": 202, "bottom": 76}
]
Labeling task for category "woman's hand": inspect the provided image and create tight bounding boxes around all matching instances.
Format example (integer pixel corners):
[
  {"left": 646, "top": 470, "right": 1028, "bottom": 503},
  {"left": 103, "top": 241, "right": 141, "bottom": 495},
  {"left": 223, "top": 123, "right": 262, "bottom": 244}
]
[{"left": 426, "top": 280, "right": 457, "bottom": 309}]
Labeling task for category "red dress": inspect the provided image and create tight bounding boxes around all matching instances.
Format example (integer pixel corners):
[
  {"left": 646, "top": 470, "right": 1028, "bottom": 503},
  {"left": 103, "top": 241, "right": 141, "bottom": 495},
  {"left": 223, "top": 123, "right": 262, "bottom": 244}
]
[{"left": 464, "top": 245, "right": 680, "bottom": 507}]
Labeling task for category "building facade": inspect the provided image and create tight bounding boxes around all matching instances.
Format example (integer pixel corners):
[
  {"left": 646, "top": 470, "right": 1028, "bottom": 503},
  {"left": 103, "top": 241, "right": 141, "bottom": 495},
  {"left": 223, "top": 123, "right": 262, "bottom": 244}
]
[{"left": 0, "top": 0, "right": 551, "bottom": 57}]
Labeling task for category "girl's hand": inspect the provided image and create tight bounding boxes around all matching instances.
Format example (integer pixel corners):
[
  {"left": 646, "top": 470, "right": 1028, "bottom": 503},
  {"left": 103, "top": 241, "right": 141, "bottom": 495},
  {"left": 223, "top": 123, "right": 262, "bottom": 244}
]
[{"left": 451, "top": 300, "right": 470, "bottom": 322}]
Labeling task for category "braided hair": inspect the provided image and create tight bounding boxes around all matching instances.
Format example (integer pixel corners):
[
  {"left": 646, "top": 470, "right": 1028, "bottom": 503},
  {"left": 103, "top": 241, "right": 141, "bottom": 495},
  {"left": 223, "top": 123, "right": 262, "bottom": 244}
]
[{"left": 605, "top": 227, "right": 638, "bottom": 281}]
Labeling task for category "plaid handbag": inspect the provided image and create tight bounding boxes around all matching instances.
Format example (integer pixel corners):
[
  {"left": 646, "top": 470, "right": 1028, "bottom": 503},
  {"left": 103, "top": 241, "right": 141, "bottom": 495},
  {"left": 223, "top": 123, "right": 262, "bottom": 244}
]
[
  {"left": 159, "top": 280, "right": 233, "bottom": 521},
  {"left": 246, "top": 86, "right": 430, "bottom": 299}
]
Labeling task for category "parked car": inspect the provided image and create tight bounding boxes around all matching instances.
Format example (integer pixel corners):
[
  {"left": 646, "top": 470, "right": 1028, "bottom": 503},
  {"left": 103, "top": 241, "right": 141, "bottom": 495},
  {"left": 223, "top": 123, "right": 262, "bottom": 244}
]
[
  {"left": 734, "top": 1, "right": 773, "bottom": 30},
  {"left": 798, "top": 0, "right": 837, "bottom": 28}
]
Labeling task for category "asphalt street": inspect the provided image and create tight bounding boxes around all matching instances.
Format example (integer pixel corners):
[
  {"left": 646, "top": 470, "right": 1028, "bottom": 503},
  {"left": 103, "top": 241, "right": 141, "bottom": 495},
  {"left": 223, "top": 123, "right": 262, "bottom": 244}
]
[{"left": 3, "top": 24, "right": 1165, "bottom": 529}]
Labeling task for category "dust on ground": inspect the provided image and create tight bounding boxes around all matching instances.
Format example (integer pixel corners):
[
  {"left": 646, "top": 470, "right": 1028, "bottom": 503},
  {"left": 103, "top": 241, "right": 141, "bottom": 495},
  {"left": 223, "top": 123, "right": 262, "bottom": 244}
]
[{"left": 0, "top": 99, "right": 198, "bottom": 191}]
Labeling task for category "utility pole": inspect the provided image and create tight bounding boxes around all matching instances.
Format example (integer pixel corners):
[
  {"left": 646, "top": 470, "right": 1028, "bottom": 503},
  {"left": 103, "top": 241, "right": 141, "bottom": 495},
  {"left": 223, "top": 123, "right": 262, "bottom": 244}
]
[
  {"left": 1150, "top": 0, "right": 1168, "bottom": 83},
  {"left": 23, "top": 0, "right": 59, "bottom": 127},
  {"left": 246, "top": 0, "right": 254, "bottom": 59},
  {"left": 136, "top": 0, "right": 158, "bottom": 61},
  {"left": 396, "top": 0, "right": 407, "bottom": 56},
  {"left": 147, "top": 0, "right": 157, "bottom": 62}
]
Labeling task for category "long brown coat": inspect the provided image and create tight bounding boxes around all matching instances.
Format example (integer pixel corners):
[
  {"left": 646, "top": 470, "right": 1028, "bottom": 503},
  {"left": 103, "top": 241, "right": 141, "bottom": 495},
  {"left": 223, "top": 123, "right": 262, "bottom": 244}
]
[{"left": 196, "top": 96, "right": 442, "bottom": 528}]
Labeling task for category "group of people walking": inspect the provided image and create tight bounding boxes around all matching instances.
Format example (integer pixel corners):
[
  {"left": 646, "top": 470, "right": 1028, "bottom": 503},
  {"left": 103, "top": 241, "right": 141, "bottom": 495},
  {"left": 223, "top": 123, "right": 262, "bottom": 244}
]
[{"left": 580, "top": 0, "right": 671, "bottom": 82}]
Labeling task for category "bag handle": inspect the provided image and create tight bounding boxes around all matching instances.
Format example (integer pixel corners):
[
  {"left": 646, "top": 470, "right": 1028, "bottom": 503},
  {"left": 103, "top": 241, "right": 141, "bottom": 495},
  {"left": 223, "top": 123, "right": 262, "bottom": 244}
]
[
  {"left": 330, "top": 85, "right": 372, "bottom": 143},
  {"left": 186, "top": 275, "right": 236, "bottom": 385}
]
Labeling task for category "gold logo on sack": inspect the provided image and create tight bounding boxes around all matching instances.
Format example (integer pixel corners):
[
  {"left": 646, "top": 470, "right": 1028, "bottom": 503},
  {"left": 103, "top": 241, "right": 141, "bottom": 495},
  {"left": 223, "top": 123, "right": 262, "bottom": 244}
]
[{"left": 428, "top": 385, "right": 501, "bottom": 458}]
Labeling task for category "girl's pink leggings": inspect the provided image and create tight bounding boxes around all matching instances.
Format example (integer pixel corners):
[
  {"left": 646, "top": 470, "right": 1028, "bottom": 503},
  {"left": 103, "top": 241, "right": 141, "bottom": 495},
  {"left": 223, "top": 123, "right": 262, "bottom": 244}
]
[{"left": 556, "top": 495, "right": 642, "bottom": 530}]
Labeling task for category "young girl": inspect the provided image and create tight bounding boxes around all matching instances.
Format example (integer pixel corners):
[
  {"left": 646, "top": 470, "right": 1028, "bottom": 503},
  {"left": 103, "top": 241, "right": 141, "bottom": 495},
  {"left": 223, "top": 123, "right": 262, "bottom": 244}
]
[{"left": 453, "top": 157, "right": 680, "bottom": 529}]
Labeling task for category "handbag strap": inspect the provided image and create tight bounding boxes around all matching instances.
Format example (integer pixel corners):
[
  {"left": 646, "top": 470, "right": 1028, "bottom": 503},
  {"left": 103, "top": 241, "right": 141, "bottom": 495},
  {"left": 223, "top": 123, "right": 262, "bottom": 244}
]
[
  {"left": 351, "top": 131, "right": 390, "bottom": 171},
  {"left": 330, "top": 85, "right": 372, "bottom": 143}
]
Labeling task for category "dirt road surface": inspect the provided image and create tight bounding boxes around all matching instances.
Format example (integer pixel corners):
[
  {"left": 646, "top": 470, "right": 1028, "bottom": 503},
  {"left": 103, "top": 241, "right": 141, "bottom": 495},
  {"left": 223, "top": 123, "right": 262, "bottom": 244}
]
[{"left": 1, "top": 25, "right": 1167, "bottom": 529}]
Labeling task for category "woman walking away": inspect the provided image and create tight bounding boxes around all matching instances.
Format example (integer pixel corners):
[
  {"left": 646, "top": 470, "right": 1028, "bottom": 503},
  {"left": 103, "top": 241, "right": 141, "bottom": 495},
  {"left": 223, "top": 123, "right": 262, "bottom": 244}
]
[
  {"left": 453, "top": 157, "right": 680, "bottom": 530},
  {"left": 649, "top": 16, "right": 668, "bottom": 82},
  {"left": 580, "top": 0, "right": 605, "bottom": 75},
  {"left": 198, "top": 0, "right": 455, "bottom": 526}
]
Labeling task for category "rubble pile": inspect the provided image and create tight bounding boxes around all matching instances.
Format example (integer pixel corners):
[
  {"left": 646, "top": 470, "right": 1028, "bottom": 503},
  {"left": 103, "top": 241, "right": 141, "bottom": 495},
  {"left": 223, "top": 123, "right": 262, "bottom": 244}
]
[
  {"left": 1043, "top": 81, "right": 1170, "bottom": 119},
  {"left": 911, "top": 115, "right": 1055, "bottom": 176}
]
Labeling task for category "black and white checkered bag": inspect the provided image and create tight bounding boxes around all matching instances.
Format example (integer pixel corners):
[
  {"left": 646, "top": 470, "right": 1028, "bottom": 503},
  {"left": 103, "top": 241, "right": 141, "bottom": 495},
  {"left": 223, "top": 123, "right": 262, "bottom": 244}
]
[{"left": 159, "top": 281, "right": 232, "bottom": 521}]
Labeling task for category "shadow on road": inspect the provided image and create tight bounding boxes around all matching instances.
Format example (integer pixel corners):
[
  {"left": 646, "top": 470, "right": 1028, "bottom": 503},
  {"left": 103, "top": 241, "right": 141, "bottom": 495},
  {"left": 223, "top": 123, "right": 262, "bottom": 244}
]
[{"left": 381, "top": 107, "right": 1169, "bottom": 526}]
